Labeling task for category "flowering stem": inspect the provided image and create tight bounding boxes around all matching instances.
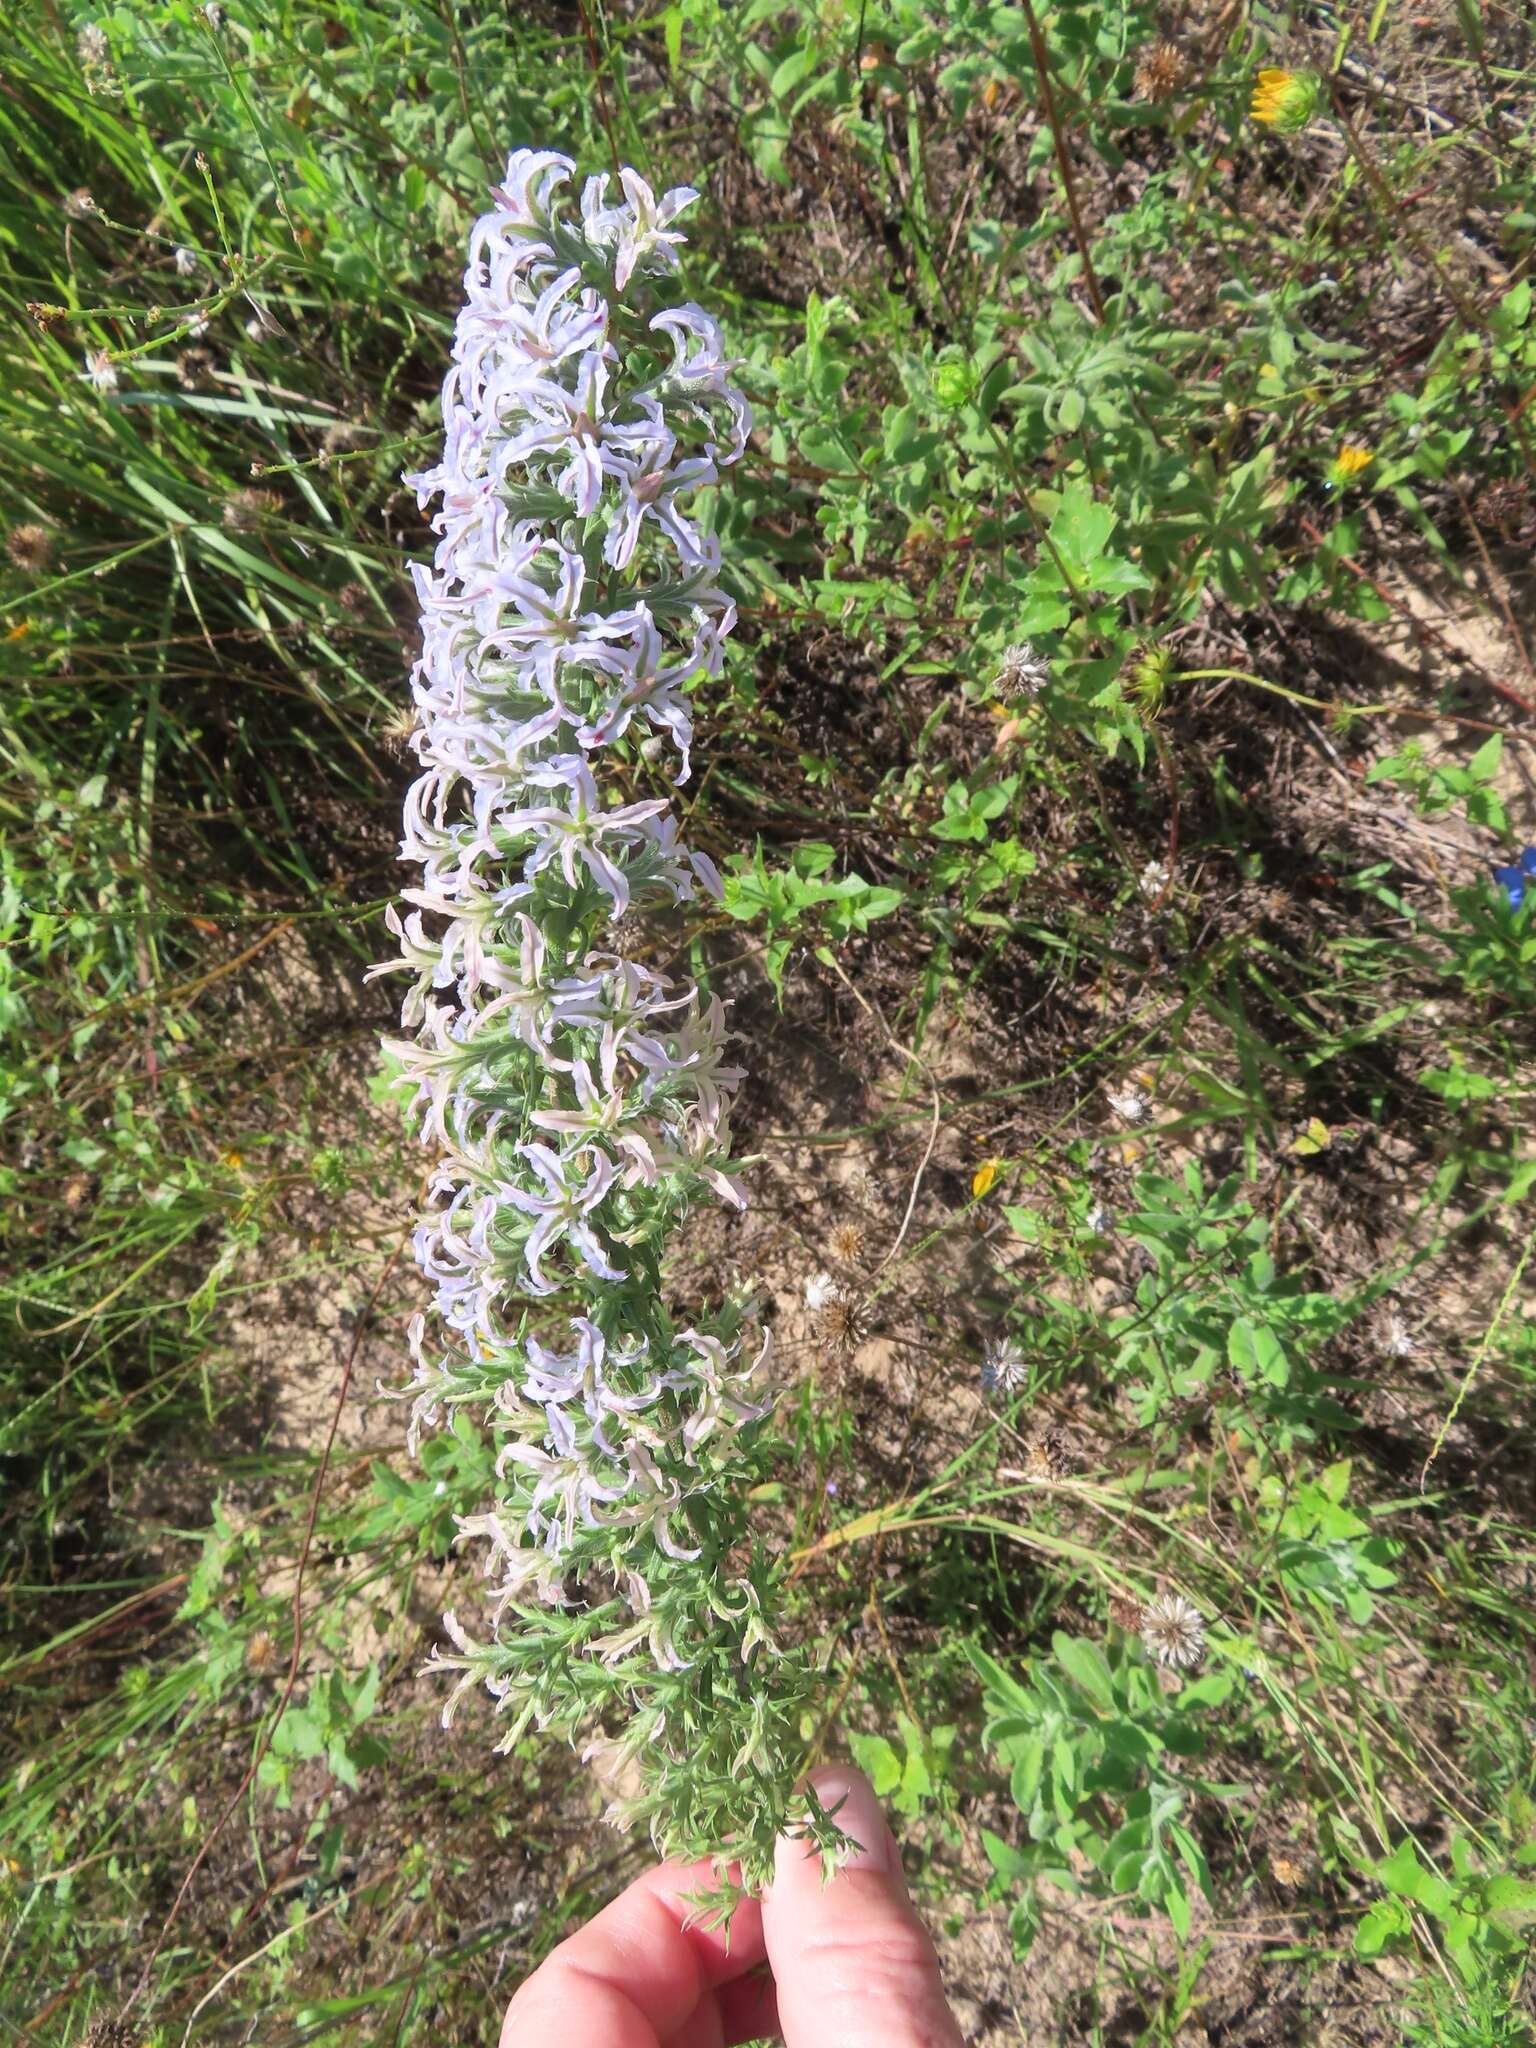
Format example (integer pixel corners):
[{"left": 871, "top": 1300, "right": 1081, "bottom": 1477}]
[{"left": 377, "top": 149, "right": 819, "bottom": 1892}]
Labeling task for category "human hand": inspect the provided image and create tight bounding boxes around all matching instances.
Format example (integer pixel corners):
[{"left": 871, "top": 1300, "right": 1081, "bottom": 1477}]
[{"left": 499, "top": 1764, "right": 965, "bottom": 2047}]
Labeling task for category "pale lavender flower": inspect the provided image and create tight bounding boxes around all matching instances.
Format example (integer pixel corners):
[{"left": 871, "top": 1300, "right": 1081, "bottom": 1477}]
[
  {"left": 505, "top": 1141, "right": 626, "bottom": 1291},
  {"left": 384, "top": 145, "right": 771, "bottom": 1756}
]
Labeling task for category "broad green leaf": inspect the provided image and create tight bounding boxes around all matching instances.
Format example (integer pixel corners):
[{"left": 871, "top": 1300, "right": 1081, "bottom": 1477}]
[{"left": 1051, "top": 1633, "right": 1115, "bottom": 1709}]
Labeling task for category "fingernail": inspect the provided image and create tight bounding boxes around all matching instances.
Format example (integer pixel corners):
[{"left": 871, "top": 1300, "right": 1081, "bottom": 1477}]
[{"left": 809, "top": 1766, "right": 893, "bottom": 1875}]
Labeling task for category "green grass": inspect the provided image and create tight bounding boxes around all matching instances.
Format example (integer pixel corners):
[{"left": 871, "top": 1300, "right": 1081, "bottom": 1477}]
[{"left": 2, "top": 0, "right": 1535, "bottom": 2041}]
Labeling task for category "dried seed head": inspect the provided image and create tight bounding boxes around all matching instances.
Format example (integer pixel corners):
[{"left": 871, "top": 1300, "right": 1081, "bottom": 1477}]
[
  {"left": 1137, "top": 858, "right": 1170, "bottom": 902},
  {"left": 1269, "top": 1852, "right": 1306, "bottom": 1888},
  {"left": 1023, "top": 1425, "right": 1071, "bottom": 1481},
  {"left": 804, "top": 1269, "right": 836, "bottom": 1313},
  {"left": 6, "top": 524, "right": 55, "bottom": 575},
  {"left": 65, "top": 188, "right": 100, "bottom": 220},
  {"left": 176, "top": 345, "right": 217, "bottom": 391},
  {"left": 83, "top": 2017, "right": 136, "bottom": 2048},
  {"left": 981, "top": 1337, "right": 1028, "bottom": 1398},
  {"left": 76, "top": 23, "right": 112, "bottom": 70},
  {"left": 1380, "top": 1313, "right": 1416, "bottom": 1360},
  {"left": 245, "top": 1629, "right": 281, "bottom": 1676},
  {"left": 846, "top": 1164, "right": 882, "bottom": 1209},
  {"left": 1141, "top": 1591, "right": 1206, "bottom": 1670},
  {"left": 222, "top": 487, "right": 281, "bottom": 532},
  {"left": 828, "top": 1220, "right": 867, "bottom": 1268},
  {"left": 1473, "top": 478, "right": 1529, "bottom": 537},
  {"left": 1108, "top": 1591, "right": 1146, "bottom": 1633},
  {"left": 1105, "top": 1083, "right": 1152, "bottom": 1125},
  {"left": 380, "top": 702, "right": 419, "bottom": 756},
  {"left": 1135, "top": 40, "right": 1190, "bottom": 101},
  {"left": 995, "top": 641, "right": 1050, "bottom": 701},
  {"left": 814, "top": 1289, "right": 868, "bottom": 1356}
]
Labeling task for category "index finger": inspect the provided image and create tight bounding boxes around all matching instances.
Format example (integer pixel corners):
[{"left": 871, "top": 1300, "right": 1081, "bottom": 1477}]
[{"left": 501, "top": 1857, "right": 770, "bottom": 2048}]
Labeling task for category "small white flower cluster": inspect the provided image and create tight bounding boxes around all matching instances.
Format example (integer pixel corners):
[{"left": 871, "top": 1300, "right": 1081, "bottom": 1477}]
[{"left": 376, "top": 150, "right": 781, "bottom": 1770}]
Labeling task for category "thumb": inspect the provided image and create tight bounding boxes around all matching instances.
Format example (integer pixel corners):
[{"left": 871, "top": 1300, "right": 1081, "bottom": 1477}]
[{"left": 761, "top": 1765, "right": 965, "bottom": 2048}]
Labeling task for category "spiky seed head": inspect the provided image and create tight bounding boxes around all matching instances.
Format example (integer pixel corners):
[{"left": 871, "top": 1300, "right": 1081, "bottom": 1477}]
[
  {"left": 846, "top": 1164, "right": 881, "bottom": 1209},
  {"left": 1270, "top": 1852, "right": 1306, "bottom": 1888},
  {"left": 83, "top": 2017, "right": 137, "bottom": 2048},
  {"left": 828, "top": 1220, "right": 866, "bottom": 1268},
  {"left": 1105, "top": 1083, "right": 1152, "bottom": 1125},
  {"left": 1023, "top": 1426, "right": 1071, "bottom": 1481},
  {"left": 1124, "top": 640, "right": 1172, "bottom": 714},
  {"left": 1381, "top": 1314, "right": 1415, "bottom": 1360},
  {"left": 1474, "top": 479, "right": 1529, "bottom": 536},
  {"left": 176, "top": 346, "right": 216, "bottom": 391},
  {"left": 1141, "top": 1591, "right": 1206, "bottom": 1669},
  {"left": 385, "top": 708, "right": 428, "bottom": 765},
  {"left": 222, "top": 487, "right": 281, "bottom": 532},
  {"left": 1135, "top": 40, "right": 1190, "bottom": 101},
  {"left": 1137, "top": 858, "right": 1170, "bottom": 903},
  {"left": 814, "top": 1289, "right": 868, "bottom": 1356},
  {"left": 995, "top": 641, "right": 1050, "bottom": 701},
  {"left": 245, "top": 1628, "right": 281, "bottom": 1675},
  {"left": 804, "top": 1269, "right": 836, "bottom": 1313},
  {"left": 6, "top": 524, "right": 55, "bottom": 574},
  {"left": 981, "top": 1337, "right": 1028, "bottom": 1398}
]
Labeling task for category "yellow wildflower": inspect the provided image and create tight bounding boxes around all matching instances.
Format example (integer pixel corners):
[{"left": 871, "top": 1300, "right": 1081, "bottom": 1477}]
[
  {"left": 1250, "top": 68, "right": 1320, "bottom": 133},
  {"left": 1328, "top": 442, "right": 1373, "bottom": 487},
  {"left": 972, "top": 1158, "right": 1002, "bottom": 1199}
]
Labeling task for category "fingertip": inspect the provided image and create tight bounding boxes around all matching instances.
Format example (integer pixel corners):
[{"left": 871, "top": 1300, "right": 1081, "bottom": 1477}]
[
  {"left": 769, "top": 1765, "right": 903, "bottom": 1905},
  {"left": 762, "top": 1764, "right": 963, "bottom": 2048}
]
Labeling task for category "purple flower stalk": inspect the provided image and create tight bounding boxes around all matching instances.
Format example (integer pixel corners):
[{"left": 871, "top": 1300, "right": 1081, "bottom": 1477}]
[{"left": 373, "top": 154, "right": 808, "bottom": 1868}]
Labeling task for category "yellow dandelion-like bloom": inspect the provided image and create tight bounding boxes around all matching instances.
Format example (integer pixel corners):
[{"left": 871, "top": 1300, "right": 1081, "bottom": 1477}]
[
  {"left": 1250, "top": 67, "right": 1320, "bottom": 133},
  {"left": 972, "top": 1157, "right": 1002, "bottom": 1198},
  {"left": 1328, "top": 442, "right": 1373, "bottom": 488}
]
